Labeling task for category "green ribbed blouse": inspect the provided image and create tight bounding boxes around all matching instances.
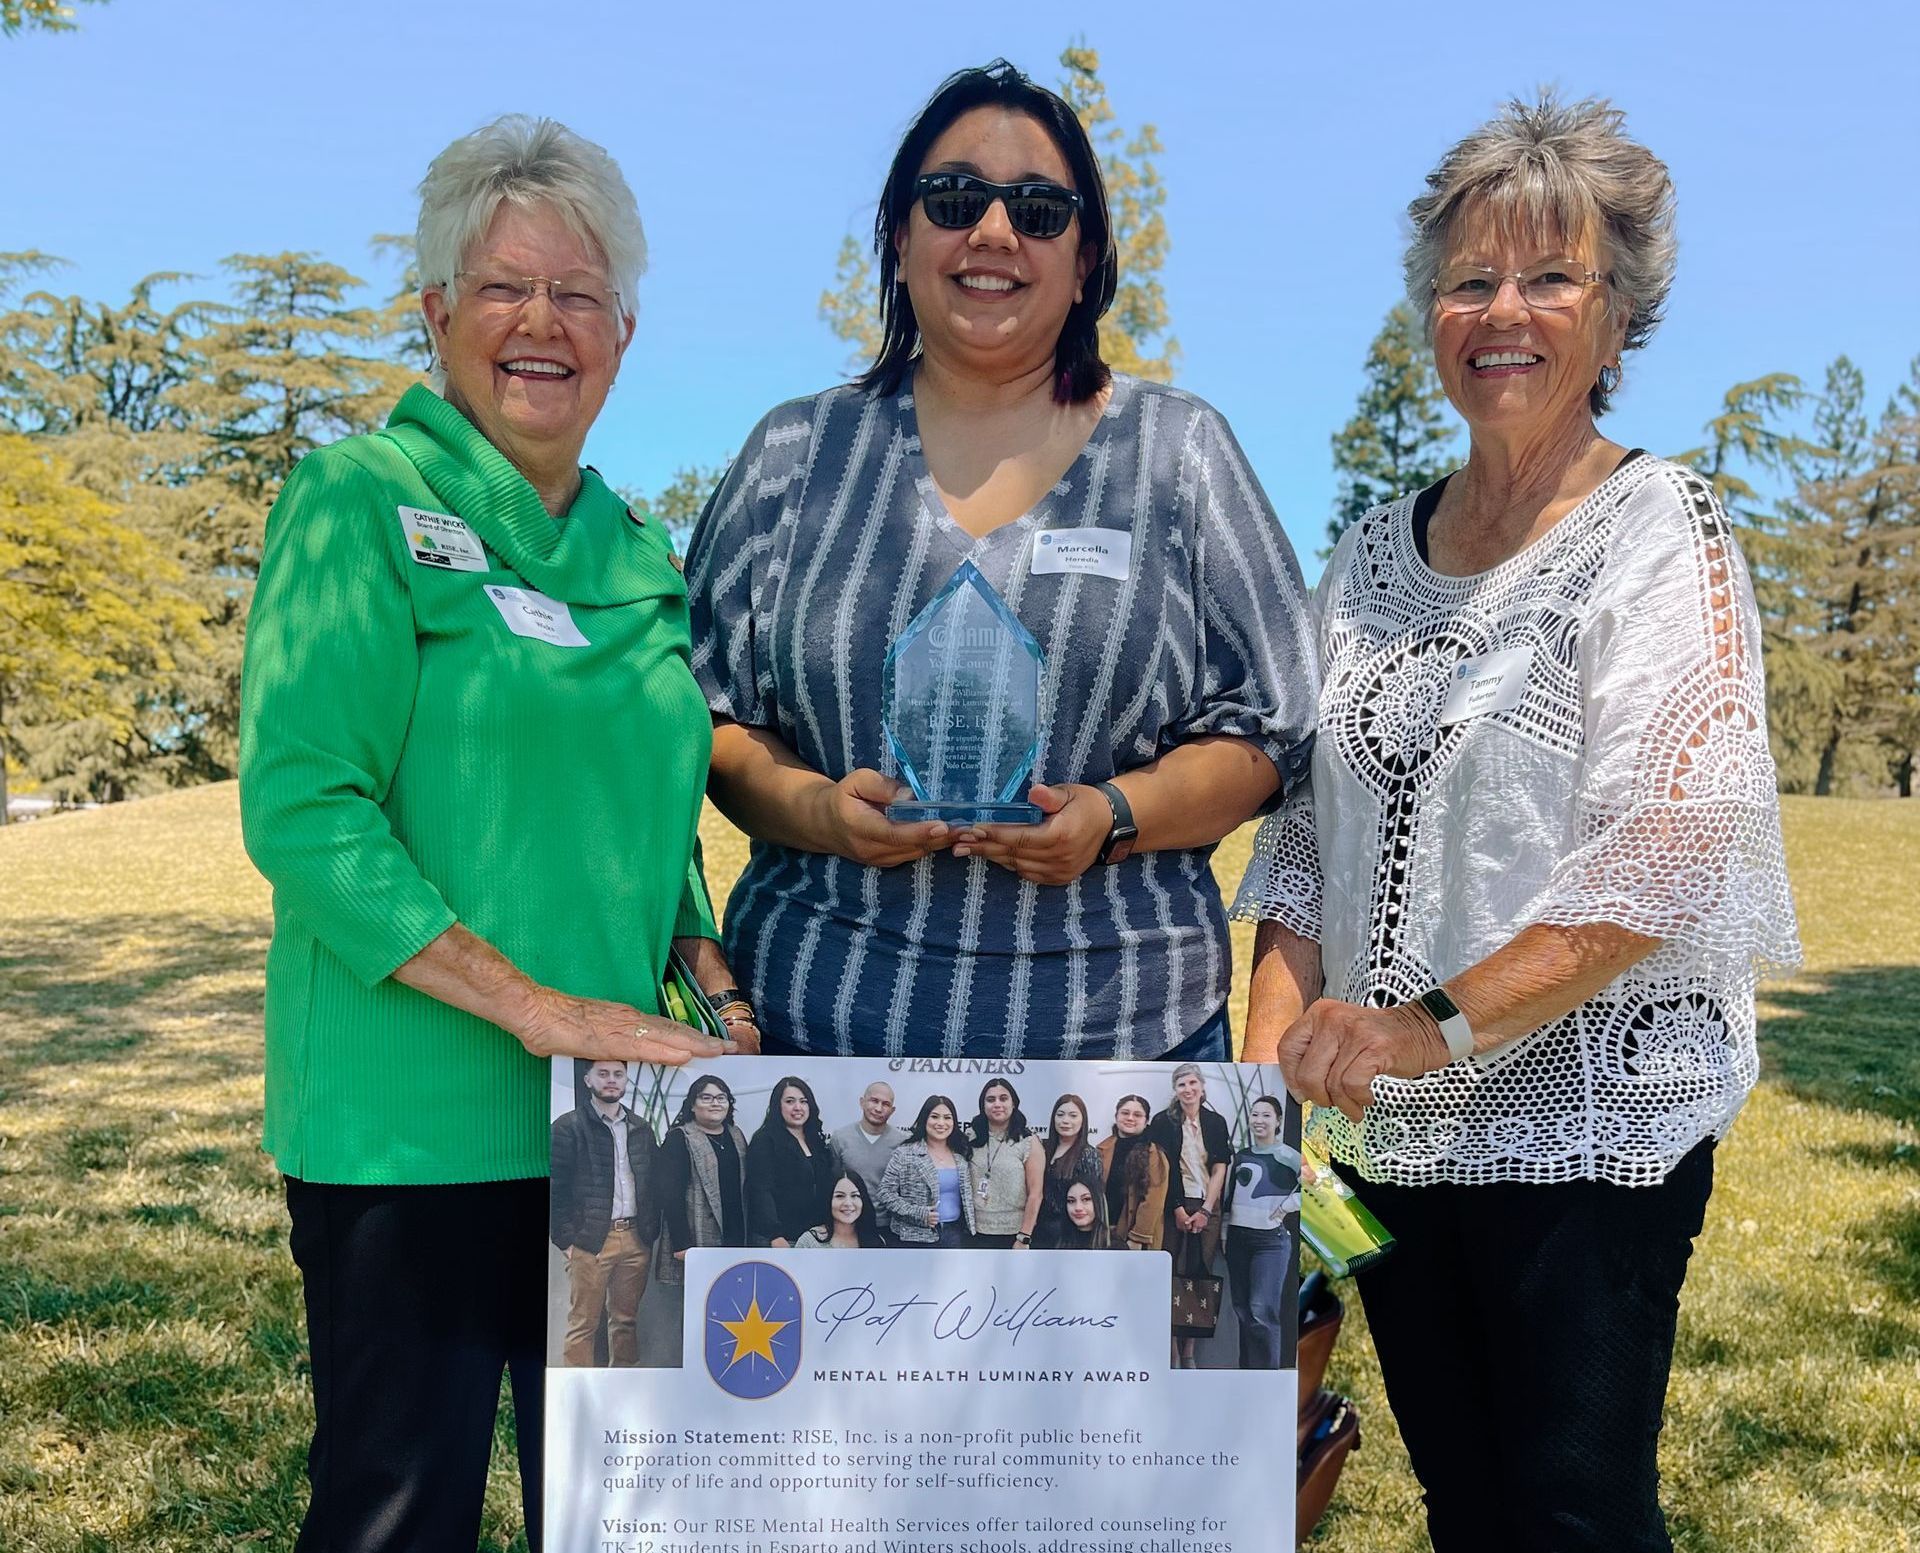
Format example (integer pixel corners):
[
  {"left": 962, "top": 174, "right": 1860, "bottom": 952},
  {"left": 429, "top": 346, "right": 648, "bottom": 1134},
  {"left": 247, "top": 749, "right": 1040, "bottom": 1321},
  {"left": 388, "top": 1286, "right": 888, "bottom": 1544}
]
[{"left": 240, "top": 385, "right": 716, "bottom": 1185}]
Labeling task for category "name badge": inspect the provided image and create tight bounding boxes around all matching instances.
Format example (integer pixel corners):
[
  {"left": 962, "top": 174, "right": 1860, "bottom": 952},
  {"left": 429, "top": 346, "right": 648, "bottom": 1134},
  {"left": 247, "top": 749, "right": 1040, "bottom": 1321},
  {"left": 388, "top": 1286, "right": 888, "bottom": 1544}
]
[
  {"left": 398, "top": 506, "right": 488, "bottom": 572},
  {"left": 484, "top": 585, "right": 590, "bottom": 648},
  {"left": 1031, "top": 528, "right": 1132, "bottom": 580},
  {"left": 1439, "top": 646, "right": 1533, "bottom": 724}
]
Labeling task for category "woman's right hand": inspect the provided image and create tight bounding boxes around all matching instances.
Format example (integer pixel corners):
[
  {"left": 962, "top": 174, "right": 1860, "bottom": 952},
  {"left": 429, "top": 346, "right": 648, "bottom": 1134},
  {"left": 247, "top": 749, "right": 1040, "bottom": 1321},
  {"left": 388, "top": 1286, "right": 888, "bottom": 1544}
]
[
  {"left": 926, "top": 1206, "right": 940, "bottom": 1227},
  {"left": 514, "top": 987, "right": 733, "bottom": 1065},
  {"left": 816, "top": 769, "right": 953, "bottom": 868}
]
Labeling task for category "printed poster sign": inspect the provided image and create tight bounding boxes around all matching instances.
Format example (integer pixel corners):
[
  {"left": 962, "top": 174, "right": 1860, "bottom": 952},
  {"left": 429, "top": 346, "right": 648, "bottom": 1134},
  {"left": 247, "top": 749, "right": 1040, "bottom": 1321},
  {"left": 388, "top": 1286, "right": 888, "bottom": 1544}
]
[{"left": 546, "top": 1056, "right": 1303, "bottom": 1553}]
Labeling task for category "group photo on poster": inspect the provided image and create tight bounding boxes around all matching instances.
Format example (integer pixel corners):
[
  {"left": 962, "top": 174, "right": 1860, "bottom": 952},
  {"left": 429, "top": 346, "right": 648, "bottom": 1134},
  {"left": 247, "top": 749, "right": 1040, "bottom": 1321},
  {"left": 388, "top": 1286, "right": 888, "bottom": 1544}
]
[{"left": 547, "top": 1056, "right": 1304, "bottom": 1373}]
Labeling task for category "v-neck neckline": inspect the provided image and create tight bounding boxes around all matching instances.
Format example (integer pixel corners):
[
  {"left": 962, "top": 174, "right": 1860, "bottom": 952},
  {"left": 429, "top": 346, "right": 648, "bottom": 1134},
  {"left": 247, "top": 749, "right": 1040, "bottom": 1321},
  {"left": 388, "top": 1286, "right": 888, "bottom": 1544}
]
[{"left": 897, "top": 374, "right": 1132, "bottom": 559}]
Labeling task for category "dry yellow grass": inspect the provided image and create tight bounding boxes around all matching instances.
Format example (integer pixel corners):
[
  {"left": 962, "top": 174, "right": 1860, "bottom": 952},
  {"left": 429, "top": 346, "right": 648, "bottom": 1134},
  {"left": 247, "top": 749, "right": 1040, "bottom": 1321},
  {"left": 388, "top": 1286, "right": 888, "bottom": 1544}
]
[{"left": 1, "top": 786, "right": 1915, "bottom": 1551}]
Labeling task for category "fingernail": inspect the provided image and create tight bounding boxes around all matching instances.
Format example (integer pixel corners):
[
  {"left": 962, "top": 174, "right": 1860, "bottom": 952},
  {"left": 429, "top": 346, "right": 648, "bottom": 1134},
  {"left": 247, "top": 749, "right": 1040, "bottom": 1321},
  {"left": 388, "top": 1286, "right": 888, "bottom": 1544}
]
[{"left": 953, "top": 846, "right": 969, "bottom": 858}]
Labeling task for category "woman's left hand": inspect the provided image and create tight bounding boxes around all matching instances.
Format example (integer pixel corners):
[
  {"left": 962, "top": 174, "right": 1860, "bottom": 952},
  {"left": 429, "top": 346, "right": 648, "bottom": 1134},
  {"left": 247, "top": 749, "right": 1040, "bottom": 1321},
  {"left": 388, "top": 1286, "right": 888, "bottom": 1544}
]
[
  {"left": 721, "top": 1017, "right": 762, "bottom": 1056},
  {"left": 1278, "top": 1000, "right": 1452, "bottom": 1123},
  {"left": 952, "top": 784, "right": 1109, "bottom": 885}
]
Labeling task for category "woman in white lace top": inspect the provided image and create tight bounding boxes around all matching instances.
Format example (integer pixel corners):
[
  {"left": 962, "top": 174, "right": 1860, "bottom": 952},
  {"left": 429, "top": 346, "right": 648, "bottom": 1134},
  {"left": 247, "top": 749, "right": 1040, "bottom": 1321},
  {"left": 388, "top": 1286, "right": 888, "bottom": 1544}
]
[{"left": 1235, "top": 94, "right": 1798, "bottom": 1553}]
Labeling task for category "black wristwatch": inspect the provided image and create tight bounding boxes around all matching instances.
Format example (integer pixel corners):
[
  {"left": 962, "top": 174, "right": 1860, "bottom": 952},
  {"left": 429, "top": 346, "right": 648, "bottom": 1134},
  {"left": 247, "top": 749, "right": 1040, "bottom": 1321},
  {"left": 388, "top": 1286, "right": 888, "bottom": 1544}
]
[{"left": 1092, "top": 780, "right": 1138, "bottom": 865}]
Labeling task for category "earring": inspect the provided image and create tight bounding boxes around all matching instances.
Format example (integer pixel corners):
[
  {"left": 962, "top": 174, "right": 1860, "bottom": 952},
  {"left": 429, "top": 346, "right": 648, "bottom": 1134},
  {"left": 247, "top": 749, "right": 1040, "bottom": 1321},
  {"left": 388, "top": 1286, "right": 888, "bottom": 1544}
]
[{"left": 1598, "top": 363, "right": 1622, "bottom": 396}]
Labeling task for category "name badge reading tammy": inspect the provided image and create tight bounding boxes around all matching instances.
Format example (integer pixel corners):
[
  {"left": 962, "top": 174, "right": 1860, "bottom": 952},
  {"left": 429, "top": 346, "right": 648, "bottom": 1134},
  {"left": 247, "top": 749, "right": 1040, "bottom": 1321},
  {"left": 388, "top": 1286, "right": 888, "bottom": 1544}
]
[
  {"left": 484, "top": 585, "right": 589, "bottom": 648},
  {"left": 1031, "top": 528, "right": 1132, "bottom": 580},
  {"left": 1439, "top": 646, "right": 1533, "bottom": 724},
  {"left": 397, "top": 505, "right": 488, "bottom": 572}
]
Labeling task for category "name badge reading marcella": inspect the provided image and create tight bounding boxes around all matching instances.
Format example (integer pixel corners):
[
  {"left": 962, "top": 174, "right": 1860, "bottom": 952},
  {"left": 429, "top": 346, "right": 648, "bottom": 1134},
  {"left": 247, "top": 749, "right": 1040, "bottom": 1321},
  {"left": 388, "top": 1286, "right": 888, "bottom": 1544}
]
[
  {"left": 1031, "top": 528, "right": 1132, "bottom": 579},
  {"left": 1439, "top": 646, "right": 1534, "bottom": 724},
  {"left": 484, "top": 585, "right": 590, "bottom": 648},
  {"left": 397, "top": 505, "right": 488, "bottom": 572}
]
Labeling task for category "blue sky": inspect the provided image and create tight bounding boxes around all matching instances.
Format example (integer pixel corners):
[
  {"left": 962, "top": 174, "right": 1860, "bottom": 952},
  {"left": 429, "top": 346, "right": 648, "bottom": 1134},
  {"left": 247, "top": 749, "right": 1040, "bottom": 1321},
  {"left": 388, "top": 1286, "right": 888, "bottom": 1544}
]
[{"left": 6, "top": 0, "right": 1916, "bottom": 575}]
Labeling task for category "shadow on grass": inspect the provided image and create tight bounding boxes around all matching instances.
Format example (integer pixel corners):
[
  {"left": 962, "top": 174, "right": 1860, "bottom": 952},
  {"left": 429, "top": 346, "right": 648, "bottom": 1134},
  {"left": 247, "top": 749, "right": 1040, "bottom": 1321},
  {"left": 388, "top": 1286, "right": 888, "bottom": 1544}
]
[
  {"left": 1858, "top": 1200, "right": 1920, "bottom": 1308},
  {"left": 0, "top": 912, "right": 268, "bottom": 1106},
  {"left": 0, "top": 912, "right": 266, "bottom": 1025},
  {"left": 1757, "top": 964, "right": 1920, "bottom": 1127}
]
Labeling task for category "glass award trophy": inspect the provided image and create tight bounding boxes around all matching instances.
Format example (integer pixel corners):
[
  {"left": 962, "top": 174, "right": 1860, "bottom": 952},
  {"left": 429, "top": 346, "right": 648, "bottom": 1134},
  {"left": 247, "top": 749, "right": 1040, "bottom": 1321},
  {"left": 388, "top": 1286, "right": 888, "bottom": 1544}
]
[{"left": 882, "top": 560, "right": 1044, "bottom": 825}]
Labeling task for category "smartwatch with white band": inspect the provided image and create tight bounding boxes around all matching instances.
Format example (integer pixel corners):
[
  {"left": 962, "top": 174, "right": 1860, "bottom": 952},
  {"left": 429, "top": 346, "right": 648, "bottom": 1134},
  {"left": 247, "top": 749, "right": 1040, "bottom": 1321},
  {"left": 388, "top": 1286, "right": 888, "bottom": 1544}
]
[{"left": 1417, "top": 987, "right": 1474, "bottom": 1064}]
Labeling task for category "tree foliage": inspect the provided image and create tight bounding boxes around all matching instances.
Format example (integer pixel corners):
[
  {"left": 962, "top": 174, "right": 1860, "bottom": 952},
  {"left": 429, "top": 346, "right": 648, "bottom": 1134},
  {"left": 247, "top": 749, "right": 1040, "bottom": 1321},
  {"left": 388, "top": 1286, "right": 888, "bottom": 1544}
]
[
  {"left": 0, "top": 0, "right": 102, "bottom": 36},
  {"left": 1679, "top": 363, "right": 1920, "bottom": 794},
  {"left": 819, "top": 43, "right": 1176, "bottom": 383},
  {"left": 0, "top": 434, "right": 201, "bottom": 818},
  {"left": 0, "top": 250, "right": 418, "bottom": 803},
  {"left": 1326, "top": 302, "right": 1459, "bottom": 554},
  {"left": 1058, "top": 43, "right": 1176, "bottom": 382}
]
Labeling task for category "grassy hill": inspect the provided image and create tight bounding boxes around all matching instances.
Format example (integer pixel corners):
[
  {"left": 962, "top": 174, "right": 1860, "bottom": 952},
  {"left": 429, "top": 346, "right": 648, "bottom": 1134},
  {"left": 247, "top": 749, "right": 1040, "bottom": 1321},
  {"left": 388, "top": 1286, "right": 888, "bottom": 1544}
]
[{"left": 0, "top": 787, "right": 1915, "bottom": 1551}]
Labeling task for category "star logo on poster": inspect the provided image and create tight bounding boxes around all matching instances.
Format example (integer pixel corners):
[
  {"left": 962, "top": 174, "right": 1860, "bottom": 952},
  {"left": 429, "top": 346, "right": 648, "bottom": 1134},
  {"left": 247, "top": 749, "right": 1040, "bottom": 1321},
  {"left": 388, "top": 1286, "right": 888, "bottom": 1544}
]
[{"left": 703, "top": 1262, "right": 802, "bottom": 1398}]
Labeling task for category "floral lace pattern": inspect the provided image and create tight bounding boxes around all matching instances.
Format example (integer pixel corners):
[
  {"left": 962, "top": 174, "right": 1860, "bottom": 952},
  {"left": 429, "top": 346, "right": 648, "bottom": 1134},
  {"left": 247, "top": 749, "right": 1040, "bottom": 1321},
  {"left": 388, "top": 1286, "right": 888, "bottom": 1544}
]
[{"left": 1232, "top": 458, "right": 1801, "bottom": 1186}]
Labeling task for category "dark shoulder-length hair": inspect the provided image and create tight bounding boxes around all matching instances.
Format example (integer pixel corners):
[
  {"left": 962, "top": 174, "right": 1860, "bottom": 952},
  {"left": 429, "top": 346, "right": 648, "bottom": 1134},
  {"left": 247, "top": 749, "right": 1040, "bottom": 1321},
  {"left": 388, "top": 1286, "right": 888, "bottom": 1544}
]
[
  {"left": 855, "top": 58, "right": 1119, "bottom": 404},
  {"left": 818, "top": 1170, "right": 887, "bottom": 1249},
  {"left": 760, "top": 1075, "right": 828, "bottom": 1154},
  {"left": 1043, "top": 1093, "right": 1092, "bottom": 1177},
  {"left": 970, "top": 1077, "right": 1032, "bottom": 1146},
  {"left": 672, "top": 1073, "right": 735, "bottom": 1128},
  {"left": 906, "top": 1094, "right": 972, "bottom": 1158}
]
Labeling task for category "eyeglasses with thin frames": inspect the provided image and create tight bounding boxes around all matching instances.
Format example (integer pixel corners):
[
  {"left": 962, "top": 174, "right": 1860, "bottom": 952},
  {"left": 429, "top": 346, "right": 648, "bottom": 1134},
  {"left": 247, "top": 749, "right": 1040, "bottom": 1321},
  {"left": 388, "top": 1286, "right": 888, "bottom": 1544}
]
[
  {"left": 1432, "top": 260, "right": 1608, "bottom": 315},
  {"left": 454, "top": 271, "right": 621, "bottom": 318}
]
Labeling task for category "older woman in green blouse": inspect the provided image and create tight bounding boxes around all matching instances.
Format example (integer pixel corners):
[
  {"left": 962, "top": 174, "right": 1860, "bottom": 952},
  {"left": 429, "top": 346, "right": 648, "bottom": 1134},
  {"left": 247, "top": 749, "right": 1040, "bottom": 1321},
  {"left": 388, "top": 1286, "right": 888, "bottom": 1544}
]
[{"left": 239, "top": 115, "right": 745, "bottom": 1552}]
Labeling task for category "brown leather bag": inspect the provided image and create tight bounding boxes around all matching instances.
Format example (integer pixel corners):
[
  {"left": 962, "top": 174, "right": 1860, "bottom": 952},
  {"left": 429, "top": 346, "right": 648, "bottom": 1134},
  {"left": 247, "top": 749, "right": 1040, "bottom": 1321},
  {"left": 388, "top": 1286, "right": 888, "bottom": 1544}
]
[
  {"left": 1297, "top": 1390, "right": 1362, "bottom": 1543},
  {"left": 1296, "top": 1271, "right": 1344, "bottom": 1402}
]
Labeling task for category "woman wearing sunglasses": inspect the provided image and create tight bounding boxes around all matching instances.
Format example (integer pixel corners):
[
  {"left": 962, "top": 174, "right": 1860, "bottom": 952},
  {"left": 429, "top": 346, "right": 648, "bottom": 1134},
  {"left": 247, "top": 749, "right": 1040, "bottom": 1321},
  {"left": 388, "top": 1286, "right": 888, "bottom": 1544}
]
[{"left": 684, "top": 60, "right": 1317, "bottom": 1061}]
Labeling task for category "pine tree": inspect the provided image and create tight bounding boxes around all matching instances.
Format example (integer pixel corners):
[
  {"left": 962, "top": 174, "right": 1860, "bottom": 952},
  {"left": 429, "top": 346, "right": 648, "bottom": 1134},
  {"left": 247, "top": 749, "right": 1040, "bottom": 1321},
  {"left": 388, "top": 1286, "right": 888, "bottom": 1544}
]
[
  {"left": 818, "top": 235, "right": 885, "bottom": 374},
  {"left": 1675, "top": 373, "right": 1829, "bottom": 785},
  {"left": 1058, "top": 43, "right": 1176, "bottom": 382},
  {"left": 1791, "top": 359, "right": 1920, "bottom": 793},
  {"left": 0, "top": 0, "right": 102, "bottom": 36},
  {"left": 0, "top": 253, "right": 416, "bottom": 793},
  {"left": 1326, "top": 303, "right": 1458, "bottom": 554}
]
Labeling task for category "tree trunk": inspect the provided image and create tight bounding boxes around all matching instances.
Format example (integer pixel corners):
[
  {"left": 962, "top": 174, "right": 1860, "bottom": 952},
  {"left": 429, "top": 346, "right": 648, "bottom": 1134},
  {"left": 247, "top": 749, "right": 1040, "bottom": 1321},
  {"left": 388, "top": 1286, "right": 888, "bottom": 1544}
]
[
  {"left": 1898, "top": 749, "right": 1915, "bottom": 799},
  {"left": 1814, "top": 731, "right": 1841, "bottom": 798}
]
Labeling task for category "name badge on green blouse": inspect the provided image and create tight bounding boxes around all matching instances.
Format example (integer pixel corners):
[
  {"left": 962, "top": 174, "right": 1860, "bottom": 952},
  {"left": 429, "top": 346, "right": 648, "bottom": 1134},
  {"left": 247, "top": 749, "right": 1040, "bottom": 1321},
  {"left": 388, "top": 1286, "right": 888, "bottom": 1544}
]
[
  {"left": 484, "top": 584, "right": 589, "bottom": 648},
  {"left": 397, "top": 505, "right": 488, "bottom": 573}
]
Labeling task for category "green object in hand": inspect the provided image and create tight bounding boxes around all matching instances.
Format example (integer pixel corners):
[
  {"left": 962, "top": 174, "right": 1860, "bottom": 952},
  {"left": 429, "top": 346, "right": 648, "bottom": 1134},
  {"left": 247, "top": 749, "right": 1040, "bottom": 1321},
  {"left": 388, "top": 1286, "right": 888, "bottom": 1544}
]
[
  {"left": 1299, "top": 1138, "right": 1396, "bottom": 1277},
  {"left": 660, "top": 948, "right": 728, "bottom": 1043}
]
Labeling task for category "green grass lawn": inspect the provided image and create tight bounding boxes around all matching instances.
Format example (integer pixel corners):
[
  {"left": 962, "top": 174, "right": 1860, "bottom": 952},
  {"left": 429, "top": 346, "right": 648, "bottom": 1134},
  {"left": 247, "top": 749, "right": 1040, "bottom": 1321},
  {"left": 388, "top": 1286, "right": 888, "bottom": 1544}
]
[{"left": 1, "top": 787, "right": 1915, "bottom": 1551}]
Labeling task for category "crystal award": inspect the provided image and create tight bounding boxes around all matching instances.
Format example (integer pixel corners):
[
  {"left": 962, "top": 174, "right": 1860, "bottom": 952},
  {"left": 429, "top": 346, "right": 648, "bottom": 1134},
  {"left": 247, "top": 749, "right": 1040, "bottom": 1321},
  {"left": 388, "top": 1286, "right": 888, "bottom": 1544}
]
[{"left": 882, "top": 560, "right": 1043, "bottom": 825}]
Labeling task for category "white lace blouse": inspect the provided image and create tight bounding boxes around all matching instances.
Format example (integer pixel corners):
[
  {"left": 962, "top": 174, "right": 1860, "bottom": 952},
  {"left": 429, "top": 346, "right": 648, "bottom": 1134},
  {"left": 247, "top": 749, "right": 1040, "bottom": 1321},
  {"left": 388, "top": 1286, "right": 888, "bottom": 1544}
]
[{"left": 1233, "top": 456, "right": 1800, "bottom": 1187}]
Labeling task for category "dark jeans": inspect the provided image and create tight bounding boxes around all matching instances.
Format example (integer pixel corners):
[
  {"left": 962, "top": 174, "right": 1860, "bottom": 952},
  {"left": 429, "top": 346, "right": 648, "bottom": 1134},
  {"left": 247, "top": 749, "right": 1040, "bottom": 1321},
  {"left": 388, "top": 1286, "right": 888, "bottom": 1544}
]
[
  {"left": 756, "top": 1005, "right": 1230, "bottom": 1060},
  {"left": 1224, "top": 1226, "right": 1291, "bottom": 1369},
  {"left": 1155, "top": 1005, "right": 1229, "bottom": 1062},
  {"left": 1354, "top": 1139, "right": 1715, "bottom": 1553},
  {"left": 284, "top": 1176, "right": 547, "bottom": 1553},
  {"left": 935, "top": 1219, "right": 968, "bottom": 1248}
]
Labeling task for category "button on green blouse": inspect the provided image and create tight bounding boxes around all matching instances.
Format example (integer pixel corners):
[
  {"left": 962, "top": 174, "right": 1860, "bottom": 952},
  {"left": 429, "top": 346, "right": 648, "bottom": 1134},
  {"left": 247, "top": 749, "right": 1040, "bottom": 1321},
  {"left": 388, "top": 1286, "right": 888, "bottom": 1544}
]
[{"left": 240, "top": 385, "right": 717, "bottom": 1185}]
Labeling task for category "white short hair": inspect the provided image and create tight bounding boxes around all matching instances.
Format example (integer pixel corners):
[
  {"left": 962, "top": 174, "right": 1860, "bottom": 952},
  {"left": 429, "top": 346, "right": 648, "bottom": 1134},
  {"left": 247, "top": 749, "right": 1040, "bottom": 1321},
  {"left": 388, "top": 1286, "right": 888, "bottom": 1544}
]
[{"left": 416, "top": 114, "right": 646, "bottom": 321}]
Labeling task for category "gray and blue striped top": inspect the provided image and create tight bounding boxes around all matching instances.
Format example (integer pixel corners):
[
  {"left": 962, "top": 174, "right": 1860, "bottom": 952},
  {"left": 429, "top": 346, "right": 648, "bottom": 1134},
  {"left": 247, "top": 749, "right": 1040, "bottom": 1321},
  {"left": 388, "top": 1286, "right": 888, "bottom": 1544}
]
[{"left": 684, "top": 375, "right": 1317, "bottom": 1058}]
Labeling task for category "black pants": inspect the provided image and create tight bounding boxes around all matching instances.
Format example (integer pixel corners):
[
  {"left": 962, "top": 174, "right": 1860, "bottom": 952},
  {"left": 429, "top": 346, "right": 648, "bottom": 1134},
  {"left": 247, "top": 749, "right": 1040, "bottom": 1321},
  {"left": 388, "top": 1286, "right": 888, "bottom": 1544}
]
[
  {"left": 1354, "top": 1140, "right": 1714, "bottom": 1553},
  {"left": 285, "top": 1176, "right": 548, "bottom": 1553}
]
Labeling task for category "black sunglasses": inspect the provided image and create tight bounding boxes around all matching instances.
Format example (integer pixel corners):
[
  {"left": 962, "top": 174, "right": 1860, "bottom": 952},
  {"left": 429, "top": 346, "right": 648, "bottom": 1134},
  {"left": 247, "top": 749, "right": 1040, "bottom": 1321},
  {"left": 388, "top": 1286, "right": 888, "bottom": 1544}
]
[{"left": 913, "top": 172, "right": 1083, "bottom": 240}]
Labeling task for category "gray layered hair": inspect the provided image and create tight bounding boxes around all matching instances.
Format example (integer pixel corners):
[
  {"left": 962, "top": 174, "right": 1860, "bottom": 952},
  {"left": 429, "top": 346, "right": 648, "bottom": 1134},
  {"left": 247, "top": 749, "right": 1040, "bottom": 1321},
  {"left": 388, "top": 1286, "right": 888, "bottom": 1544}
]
[
  {"left": 1404, "top": 92, "right": 1677, "bottom": 416},
  {"left": 415, "top": 114, "right": 646, "bottom": 325}
]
